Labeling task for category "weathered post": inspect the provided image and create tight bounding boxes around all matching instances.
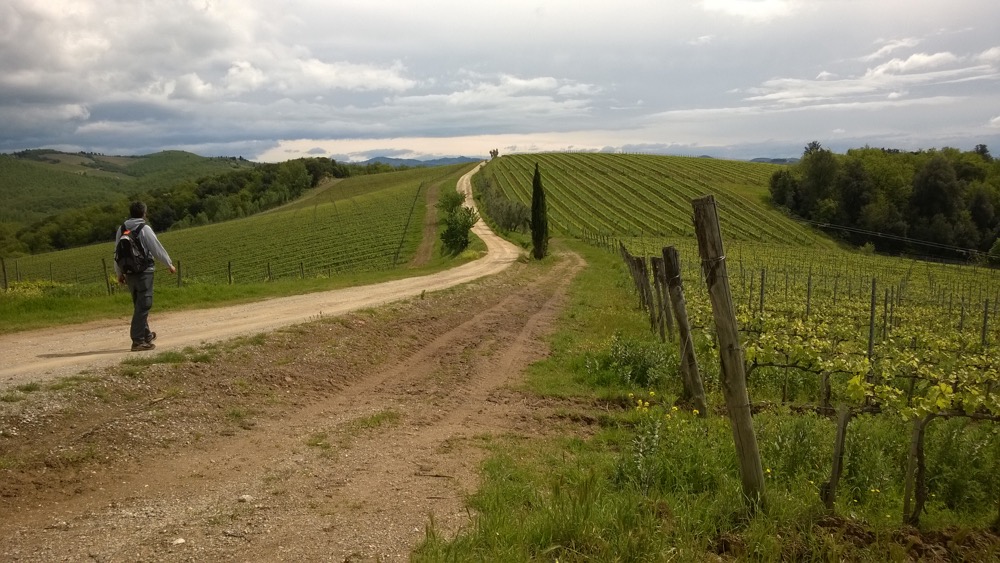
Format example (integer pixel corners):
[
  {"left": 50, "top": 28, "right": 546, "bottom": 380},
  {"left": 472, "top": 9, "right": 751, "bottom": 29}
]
[
  {"left": 650, "top": 257, "right": 675, "bottom": 342},
  {"left": 903, "top": 414, "right": 936, "bottom": 525},
  {"left": 692, "top": 195, "right": 766, "bottom": 510},
  {"left": 635, "top": 257, "right": 657, "bottom": 333},
  {"left": 1, "top": 257, "right": 7, "bottom": 290},
  {"left": 821, "top": 405, "right": 852, "bottom": 512},
  {"left": 101, "top": 258, "right": 112, "bottom": 296},
  {"left": 663, "top": 246, "right": 707, "bottom": 415}
]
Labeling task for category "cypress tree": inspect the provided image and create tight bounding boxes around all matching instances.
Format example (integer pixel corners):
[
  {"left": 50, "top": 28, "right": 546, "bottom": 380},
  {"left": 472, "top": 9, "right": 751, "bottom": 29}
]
[{"left": 530, "top": 163, "right": 548, "bottom": 259}]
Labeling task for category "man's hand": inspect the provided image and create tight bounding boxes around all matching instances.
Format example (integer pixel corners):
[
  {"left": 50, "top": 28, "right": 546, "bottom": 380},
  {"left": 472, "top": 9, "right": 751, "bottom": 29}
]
[
  {"left": 117, "top": 274, "right": 126, "bottom": 285},
  {"left": 169, "top": 264, "right": 177, "bottom": 274}
]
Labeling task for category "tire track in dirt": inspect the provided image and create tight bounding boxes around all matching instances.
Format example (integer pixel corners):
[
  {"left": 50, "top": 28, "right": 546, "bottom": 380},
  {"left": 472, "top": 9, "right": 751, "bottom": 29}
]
[{"left": 1, "top": 251, "right": 585, "bottom": 562}]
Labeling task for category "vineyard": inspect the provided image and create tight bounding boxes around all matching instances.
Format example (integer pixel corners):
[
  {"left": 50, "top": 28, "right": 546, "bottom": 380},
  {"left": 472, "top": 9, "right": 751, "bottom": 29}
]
[
  {"left": 609, "top": 203, "right": 1000, "bottom": 528},
  {"left": 1, "top": 163, "right": 473, "bottom": 290},
  {"left": 481, "top": 153, "right": 827, "bottom": 247}
]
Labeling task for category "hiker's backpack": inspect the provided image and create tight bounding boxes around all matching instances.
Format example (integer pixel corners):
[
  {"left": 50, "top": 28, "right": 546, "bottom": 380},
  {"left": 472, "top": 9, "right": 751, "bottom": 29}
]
[{"left": 114, "top": 223, "right": 149, "bottom": 274}]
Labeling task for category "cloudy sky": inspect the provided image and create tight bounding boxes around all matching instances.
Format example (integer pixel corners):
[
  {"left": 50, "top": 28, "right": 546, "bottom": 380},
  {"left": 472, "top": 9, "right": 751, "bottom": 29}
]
[{"left": 2, "top": 0, "right": 998, "bottom": 162}]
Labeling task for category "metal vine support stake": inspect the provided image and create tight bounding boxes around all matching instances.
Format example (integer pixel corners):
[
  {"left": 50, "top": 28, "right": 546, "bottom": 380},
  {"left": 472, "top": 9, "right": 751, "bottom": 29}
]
[
  {"left": 691, "top": 195, "right": 766, "bottom": 511},
  {"left": 759, "top": 268, "right": 766, "bottom": 315}
]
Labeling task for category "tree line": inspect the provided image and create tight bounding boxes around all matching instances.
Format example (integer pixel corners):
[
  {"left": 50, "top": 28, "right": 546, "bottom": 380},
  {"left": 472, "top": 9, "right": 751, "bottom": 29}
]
[
  {"left": 770, "top": 142, "right": 1000, "bottom": 260},
  {"left": 2, "top": 157, "right": 406, "bottom": 257}
]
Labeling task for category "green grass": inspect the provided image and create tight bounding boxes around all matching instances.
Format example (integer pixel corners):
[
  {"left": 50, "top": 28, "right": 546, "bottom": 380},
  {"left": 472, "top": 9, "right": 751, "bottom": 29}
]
[
  {"left": 348, "top": 409, "right": 402, "bottom": 431},
  {"left": 414, "top": 239, "right": 1000, "bottom": 561},
  {"left": 306, "top": 432, "right": 333, "bottom": 450}
]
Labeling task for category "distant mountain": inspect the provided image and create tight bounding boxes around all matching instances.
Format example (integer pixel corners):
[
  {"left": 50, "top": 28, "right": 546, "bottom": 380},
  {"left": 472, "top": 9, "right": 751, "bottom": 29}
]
[
  {"left": 750, "top": 157, "right": 799, "bottom": 165},
  {"left": 356, "top": 156, "right": 481, "bottom": 168}
]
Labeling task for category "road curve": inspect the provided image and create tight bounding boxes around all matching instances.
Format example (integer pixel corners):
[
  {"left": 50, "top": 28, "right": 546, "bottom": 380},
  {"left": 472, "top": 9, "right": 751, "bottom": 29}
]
[{"left": 0, "top": 163, "right": 522, "bottom": 389}]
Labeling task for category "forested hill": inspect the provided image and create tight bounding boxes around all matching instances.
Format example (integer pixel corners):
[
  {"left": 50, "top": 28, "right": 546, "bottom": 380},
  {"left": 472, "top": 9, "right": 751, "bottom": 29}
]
[
  {"left": 769, "top": 143, "right": 1000, "bottom": 260},
  {"left": 0, "top": 150, "right": 257, "bottom": 225},
  {"left": 0, "top": 150, "right": 355, "bottom": 257}
]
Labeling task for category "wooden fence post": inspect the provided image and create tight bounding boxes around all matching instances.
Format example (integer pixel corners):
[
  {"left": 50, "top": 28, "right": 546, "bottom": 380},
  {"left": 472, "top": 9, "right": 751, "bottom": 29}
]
[
  {"left": 635, "top": 257, "right": 657, "bottom": 333},
  {"left": 101, "top": 258, "right": 112, "bottom": 296},
  {"left": 692, "top": 195, "right": 766, "bottom": 511},
  {"left": 650, "top": 257, "right": 675, "bottom": 342},
  {"left": 663, "top": 246, "right": 707, "bottom": 415},
  {"left": 1, "top": 257, "right": 7, "bottom": 290},
  {"left": 903, "top": 414, "right": 936, "bottom": 525},
  {"left": 821, "top": 405, "right": 852, "bottom": 512}
]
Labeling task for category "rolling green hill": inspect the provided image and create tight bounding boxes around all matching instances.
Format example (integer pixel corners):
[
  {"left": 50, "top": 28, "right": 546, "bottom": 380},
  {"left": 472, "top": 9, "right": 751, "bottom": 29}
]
[
  {"left": 2, "top": 163, "right": 473, "bottom": 290},
  {"left": 0, "top": 150, "right": 255, "bottom": 225},
  {"left": 481, "top": 153, "right": 826, "bottom": 247}
]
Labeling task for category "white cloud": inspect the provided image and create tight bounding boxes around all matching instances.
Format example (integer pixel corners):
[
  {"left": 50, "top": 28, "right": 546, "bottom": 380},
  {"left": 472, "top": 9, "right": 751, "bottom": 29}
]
[
  {"left": 862, "top": 38, "right": 920, "bottom": 61},
  {"left": 991, "top": 116, "right": 1000, "bottom": 128},
  {"left": 224, "top": 61, "right": 266, "bottom": 94},
  {"left": 866, "top": 52, "right": 959, "bottom": 76},
  {"left": 169, "top": 73, "right": 215, "bottom": 100},
  {"left": 978, "top": 46, "right": 1000, "bottom": 65},
  {"left": 291, "top": 58, "right": 416, "bottom": 92},
  {"left": 689, "top": 35, "right": 714, "bottom": 46},
  {"left": 816, "top": 71, "right": 836, "bottom": 80},
  {"left": 700, "top": 0, "right": 795, "bottom": 21},
  {"left": 887, "top": 91, "right": 906, "bottom": 99}
]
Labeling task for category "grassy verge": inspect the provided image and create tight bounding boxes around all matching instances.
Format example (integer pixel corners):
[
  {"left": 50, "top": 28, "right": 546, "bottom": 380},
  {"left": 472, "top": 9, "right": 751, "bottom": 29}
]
[{"left": 414, "top": 239, "right": 1000, "bottom": 562}]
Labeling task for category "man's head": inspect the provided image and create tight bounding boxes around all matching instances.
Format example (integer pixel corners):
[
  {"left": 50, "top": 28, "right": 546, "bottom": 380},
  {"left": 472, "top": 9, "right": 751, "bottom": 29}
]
[{"left": 129, "top": 201, "right": 147, "bottom": 219}]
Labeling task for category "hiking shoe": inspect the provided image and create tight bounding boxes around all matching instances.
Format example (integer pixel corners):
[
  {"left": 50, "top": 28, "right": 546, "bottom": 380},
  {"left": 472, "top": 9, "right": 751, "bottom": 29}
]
[
  {"left": 146, "top": 331, "right": 157, "bottom": 344},
  {"left": 131, "top": 341, "right": 156, "bottom": 352}
]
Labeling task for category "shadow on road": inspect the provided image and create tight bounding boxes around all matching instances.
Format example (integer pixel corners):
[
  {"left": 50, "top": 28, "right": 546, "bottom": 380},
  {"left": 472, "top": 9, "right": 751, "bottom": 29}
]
[{"left": 38, "top": 349, "right": 132, "bottom": 358}]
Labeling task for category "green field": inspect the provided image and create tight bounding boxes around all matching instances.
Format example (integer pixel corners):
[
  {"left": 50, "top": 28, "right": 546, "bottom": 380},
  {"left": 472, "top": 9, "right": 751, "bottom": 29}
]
[
  {"left": 0, "top": 163, "right": 477, "bottom": 333},
  {"left": 0, "top": 150, "right": 256, "bottom": 224},
  {"left": 3, "top": 163, "right": 470, "bottom": 286},
  {"left": 482, "top": 153, "right": 827, "bottom": 246}
]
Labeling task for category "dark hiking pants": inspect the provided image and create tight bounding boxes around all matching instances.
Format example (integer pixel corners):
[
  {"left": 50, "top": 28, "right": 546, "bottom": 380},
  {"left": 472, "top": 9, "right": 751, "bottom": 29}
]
[{"left": 126, "top": 271, "right": 155, "bottom": 345}]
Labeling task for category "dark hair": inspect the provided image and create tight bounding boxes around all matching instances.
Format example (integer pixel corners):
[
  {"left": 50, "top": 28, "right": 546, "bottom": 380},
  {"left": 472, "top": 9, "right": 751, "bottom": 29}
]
[{"left": 129, "top": 201, "right": 147, "bottom": 219}]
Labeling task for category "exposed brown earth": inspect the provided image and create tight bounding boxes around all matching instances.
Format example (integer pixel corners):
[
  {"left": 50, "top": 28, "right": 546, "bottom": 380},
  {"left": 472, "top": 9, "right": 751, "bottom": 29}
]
[{"left": 0, "top": 163, "right": 585, "bottom": 561}]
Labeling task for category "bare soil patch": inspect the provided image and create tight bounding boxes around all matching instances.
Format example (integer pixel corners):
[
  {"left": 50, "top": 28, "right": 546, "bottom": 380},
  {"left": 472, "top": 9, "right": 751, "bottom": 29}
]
[{"left": 0, "top": 250, "right": 586, "bottom": 561}]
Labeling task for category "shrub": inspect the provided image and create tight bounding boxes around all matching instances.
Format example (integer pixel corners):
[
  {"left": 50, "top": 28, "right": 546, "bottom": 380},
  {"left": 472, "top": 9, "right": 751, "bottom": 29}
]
[
  {"left": 441, "top": 206, "right": 479, "bottom": 255},
  {"left": 437, "top": 189, "right": 466, "bottom": 215},
  {"left": 586, "top": 331, "right": 669, "bottom": 388}
]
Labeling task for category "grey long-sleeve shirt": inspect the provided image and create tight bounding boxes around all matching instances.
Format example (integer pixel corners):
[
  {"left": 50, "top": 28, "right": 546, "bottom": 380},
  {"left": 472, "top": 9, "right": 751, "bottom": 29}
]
[{"left": 113, "top": 218, "right": 174, "bottom": 276}]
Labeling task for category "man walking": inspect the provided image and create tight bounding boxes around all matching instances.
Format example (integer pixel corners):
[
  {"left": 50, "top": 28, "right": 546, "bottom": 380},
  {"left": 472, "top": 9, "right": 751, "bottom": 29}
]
[{"left": 114, "top": 201, "right": 176, "bottom": 351}]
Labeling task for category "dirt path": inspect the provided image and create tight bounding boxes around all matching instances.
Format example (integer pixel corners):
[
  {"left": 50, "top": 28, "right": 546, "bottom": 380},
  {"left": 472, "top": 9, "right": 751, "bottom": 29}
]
[
  {"left": 1, "top": 164, "right": 587, "bottom": 561},
  {"left": 0, "top": 162, "right": 516, "bottom": 391}
]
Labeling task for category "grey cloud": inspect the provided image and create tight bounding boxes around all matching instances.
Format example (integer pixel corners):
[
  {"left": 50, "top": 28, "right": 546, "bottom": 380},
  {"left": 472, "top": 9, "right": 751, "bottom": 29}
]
[{"left": 2, "top": 1, "right": 999, "bottom": 159}]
